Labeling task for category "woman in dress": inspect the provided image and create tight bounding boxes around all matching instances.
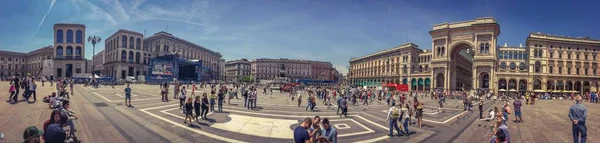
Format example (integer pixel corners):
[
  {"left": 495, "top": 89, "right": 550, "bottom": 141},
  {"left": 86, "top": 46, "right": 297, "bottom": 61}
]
[{"left": 184, "top": 97, "right": 194, "bottom": 126}]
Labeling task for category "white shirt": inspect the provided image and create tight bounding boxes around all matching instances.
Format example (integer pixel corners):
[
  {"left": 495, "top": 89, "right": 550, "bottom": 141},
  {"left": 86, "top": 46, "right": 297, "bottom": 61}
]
[{"left": 386, "top": 107, "right": 399, "bottom": 121}]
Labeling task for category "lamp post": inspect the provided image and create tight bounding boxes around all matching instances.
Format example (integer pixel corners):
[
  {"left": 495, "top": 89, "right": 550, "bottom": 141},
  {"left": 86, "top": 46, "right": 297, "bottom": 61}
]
[{"left": 87, "top": 35, "right": 101, "bottom": 82}]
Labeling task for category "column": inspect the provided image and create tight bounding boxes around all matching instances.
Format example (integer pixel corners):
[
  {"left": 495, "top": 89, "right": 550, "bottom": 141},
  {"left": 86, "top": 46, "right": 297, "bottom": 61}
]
[{"left": 472, "top": 66, "right": 478, "bottom": 90}]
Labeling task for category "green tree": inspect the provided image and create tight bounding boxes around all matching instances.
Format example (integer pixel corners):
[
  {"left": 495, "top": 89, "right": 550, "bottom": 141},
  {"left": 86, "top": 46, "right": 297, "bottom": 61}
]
[{"left": 241, "top": 76, "right": 254, "bottom": 83}]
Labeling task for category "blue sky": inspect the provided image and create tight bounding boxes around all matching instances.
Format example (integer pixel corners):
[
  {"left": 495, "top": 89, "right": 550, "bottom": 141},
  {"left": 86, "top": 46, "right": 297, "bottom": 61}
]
[{"left": 1, "top": 0, "right": 599, "bottom": 74}]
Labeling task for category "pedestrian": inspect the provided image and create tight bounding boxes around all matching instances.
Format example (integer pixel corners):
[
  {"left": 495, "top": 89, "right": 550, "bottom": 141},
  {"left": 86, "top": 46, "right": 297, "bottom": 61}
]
[
  {"left": 9, "top": 74, "right": 21, "bottom": 102},
  {"left": 293, "top": 118, "right": 312, "bottom": 143},
  {"left": 320, "top": 118, "right": 337, "bottom": 143},
  {"left": 308, "top": 116, "right": 322, "bottom": 142},
  {"left": 298, "top": 90, "right": 303, "bottom": 107},
  {"left": 201, "top": 93, "right": 209, "bottom": 120},
  {"left": 7, "top": 83, "right": 16, "bottom": 102},
  {"left": 217, "top": 89, "right": 224, "bottom": 112},
  {"left": 479, "top": 101, "right": 484, "bottom": 119},
  {"left": 194, "top": 96, "right": 201, "bottom": 121},
  {"left": 124, "top": 83, "right": 132, "bottom": 107},
  {"left": 174, "top": 82, "right": 180, "bottom": 100},
  {"left": 243, "top": 89, "right": 248, "bottom": 107},
  {"left": 569, "top": 95, "right": 587, "bottom": 143},
  {"left": 400, "top": 103, "right": 411, "bottom": 136},
  {"left": 184, "top": 97, "right": 193, "bottom": 126},
  {"left": 340, "top": 97, "right": 348, "bottom": 117},
  {"left": 513, "top": 98, "right": 523, "bottom": 122},
  {"left": 209, "top": 90, "right": 216, "bottom": 112},
  {"left": 247, "top": 89, "right": 255, "bottom": 110},
  {"left": 386, "top": 102, "right": 402, "bottom": 136},
  {"left": 179, "top": 86, "right": 187, "bottom": 109},
  {"left": 252, "top": 88, "right": 258, "bottom": 109},
  {"left": 416, "top": 101, "right": 424, "bottom": 128},
  {"left": 69, "top": 80, "right": 73, "bottom": 96},
  {"left": 336, "top": 94, "right": 342, "bottom": 114},
  {"left": 305, "top": 92, "right": 312, "bottom": 111},
  {"left": 161, "top": 82, "right": 169, "bottom": 102},
  {"left": 191, "top": 82, "right": 197, "bottom": 96},
  {"left": 490, "top": 115, "right": 510, "bottom": 143}
]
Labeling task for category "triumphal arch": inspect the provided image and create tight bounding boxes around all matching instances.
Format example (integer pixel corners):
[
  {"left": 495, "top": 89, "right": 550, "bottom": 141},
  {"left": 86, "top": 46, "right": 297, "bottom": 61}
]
[{"left": 430, "top": 17, "right": 499, "bottom": 92}]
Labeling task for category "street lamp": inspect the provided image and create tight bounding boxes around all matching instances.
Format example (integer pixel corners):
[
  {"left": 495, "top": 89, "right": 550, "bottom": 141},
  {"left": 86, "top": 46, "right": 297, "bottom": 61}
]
[{"left": 88, "top": 35, "right": 101, "bottom": 77}]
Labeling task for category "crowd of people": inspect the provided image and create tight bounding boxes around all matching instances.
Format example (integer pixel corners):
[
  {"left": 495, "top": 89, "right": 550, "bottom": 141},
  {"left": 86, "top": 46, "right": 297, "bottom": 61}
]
[{"left": 4, "top": 73, "right": 80, "bottom": 143}]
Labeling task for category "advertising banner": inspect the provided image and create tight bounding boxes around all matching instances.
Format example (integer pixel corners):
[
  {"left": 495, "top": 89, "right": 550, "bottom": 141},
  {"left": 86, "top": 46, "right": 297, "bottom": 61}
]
[{"left": 151, "top": 61, "right": 173, "bottom": 76}]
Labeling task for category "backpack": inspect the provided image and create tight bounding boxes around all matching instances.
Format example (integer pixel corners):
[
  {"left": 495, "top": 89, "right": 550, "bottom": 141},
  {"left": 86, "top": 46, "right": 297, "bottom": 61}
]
[{"left": 391, "top": 108, "right": 400, "bottom": 120}]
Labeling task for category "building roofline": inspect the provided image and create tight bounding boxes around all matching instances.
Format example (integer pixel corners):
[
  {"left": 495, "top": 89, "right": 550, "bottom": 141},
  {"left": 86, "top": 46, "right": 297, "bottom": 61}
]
[
  {"left": 54, "top": 23, "right": 86, "bottom": 28},
  {"left": 144, "top": 31, "right": 221, "bottom": 57},
  {"left": 349, "top": 43, "right": 419, "bottom": 62},
  {"left": 527, "top": 32, "right": 600, "bottom": 45},
  {"left": 106, "top": 29, "right": 144, "bottom": 40}
]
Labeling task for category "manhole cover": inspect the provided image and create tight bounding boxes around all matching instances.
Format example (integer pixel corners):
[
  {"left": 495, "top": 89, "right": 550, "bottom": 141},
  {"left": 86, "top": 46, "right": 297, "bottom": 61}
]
[{"left": 94, "top": 103, "right": 109, "bottom": 107}]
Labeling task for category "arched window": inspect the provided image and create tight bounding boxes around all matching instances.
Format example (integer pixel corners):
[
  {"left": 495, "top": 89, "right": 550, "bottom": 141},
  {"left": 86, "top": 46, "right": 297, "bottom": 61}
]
[
  {"left": 121, "top": 50, "right": 127, "bottom": 62},
  {"left": 534, "top": 61, "right": 541, "bottom": 73},
  {"left": 519, "top": 62, "right": 526, "bottom": 70},
  {"left": 128, "top": 51, "right": 134, "bottom": 62},
  {"left": 66, "top": 30, "right": 73, "bottom": 43},
  {"left": 136, "top": 38, "right": 141, "bottom": 50},
  {"left": 437, "top": 47, "right": 441, "bottom": 56},
  {"left": 121, "top": 35, "right": 127, "bottom": 48},
  {"left": 76, "top": 30, "right": 83, "bottom": 43},
  {"left": 75, "top": 47, "right": 82, "bottom": 56},
  {"left": 56, "top": 46, "right": 63, "bottom": 58},
  {"left": 56, "top": 30, "right": 64, "bottom": 43},
  {"left": 480, "top": 43, "right": 485, "bottom": 54},
  {"left": 500, "top": 62, "right": 507, "bottom": 69},
  {"left": 485, "top": 43, "right": 490, "bottom": 54},
  {"left": 66, "top": 46, "right": 73, "bottom": 56},
  {"left": 441, "top": 47, "right": 445, "bottom": 56},
  {"left": 135, "top": 52, "right": 141, "bottom": 64},
  {"left": 533, "top": 79, "right": 542, "bottom": 90},
  {"left": 129, "top": 37, "right": 134, "bottom": 49},
  {"left": 155, "top": 45, "right": 160, "bottom": 52}
]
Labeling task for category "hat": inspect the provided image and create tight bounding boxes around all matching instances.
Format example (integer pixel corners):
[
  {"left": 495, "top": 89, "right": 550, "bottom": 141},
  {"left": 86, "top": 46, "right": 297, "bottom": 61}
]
[{"left": 23, "top": 126, "right": 43, "bottom": 142}]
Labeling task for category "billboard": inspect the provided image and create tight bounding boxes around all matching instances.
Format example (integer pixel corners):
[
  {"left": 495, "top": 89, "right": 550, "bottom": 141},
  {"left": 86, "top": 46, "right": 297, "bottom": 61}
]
[{"left": 151, "top": 61, "right": 173, "bottom": 76}]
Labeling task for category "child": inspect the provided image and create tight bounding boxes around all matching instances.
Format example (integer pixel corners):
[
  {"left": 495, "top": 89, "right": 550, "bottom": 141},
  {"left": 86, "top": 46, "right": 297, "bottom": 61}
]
[
  {"left": 124, "top": 84, "right": 132, "bottom": 107},
  {"left": 6, "top": 83, "right": 16, "bottom": 102}
]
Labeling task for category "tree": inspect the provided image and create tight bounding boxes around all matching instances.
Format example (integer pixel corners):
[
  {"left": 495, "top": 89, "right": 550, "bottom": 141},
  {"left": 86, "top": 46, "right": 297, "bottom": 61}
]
[{"left": 241, "top": 76, "right": 254, "bottom": 83}]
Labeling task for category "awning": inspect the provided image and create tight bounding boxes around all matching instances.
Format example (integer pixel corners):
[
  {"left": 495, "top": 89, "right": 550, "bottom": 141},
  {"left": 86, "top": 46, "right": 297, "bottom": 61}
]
[
  {"left": 411, "top": 81, "right": 417, "bottom": 86},
  {"left": 508, "top": 89, "right": 517, "bottom": 92},
  {"left": 499, "top": 89, "right": 507, "bottom": 92},
  {"left": 425, "top": 78, "right": 431, "bottom": 85},
  {"left": 418, "top": 79, "right": 424, "bottom": 85},
  {"left": 533, "top": 90, "right": 546, "bottom": 93}
]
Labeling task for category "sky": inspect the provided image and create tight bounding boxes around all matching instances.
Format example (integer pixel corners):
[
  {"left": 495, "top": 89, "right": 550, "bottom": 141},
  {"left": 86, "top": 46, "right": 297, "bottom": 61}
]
[{"left": 1, "top": 0, "right": 600, "bottom": 75}]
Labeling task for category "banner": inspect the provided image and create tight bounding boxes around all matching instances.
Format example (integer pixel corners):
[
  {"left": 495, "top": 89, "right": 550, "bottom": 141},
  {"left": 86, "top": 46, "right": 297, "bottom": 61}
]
[{"left": 151, "top": 61, "right": 173, "bottom": 75}]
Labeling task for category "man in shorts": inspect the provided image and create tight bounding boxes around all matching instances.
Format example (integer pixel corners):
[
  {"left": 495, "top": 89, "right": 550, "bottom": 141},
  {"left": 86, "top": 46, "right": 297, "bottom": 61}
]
[{"left": 513, "top": 97, "right": 523, "bottom": 122}]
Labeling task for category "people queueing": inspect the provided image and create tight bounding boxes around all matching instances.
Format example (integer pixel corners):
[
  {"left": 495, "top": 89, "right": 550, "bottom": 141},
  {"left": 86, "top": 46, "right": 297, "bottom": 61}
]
[{"left": 569, "top": 95, "right": 587, "bottom": 143}]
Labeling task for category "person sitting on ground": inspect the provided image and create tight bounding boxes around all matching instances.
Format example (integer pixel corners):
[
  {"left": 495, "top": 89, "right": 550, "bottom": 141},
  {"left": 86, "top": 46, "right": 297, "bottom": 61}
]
[
  {"left": 44, "top": 116, "right": 68, "bottom": 143},
  {"left": 481, "top": 107, "right": 498, "bottom": 121},
  {"left": 57, "top": 100, "right": 78, "bottom": 137},
  {"left": 43, "top": 110, "right": 62, "bottom": 140}
]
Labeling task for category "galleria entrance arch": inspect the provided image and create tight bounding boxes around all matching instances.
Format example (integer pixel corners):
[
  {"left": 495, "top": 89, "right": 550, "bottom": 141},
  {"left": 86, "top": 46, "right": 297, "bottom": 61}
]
[{"left": 429, "top": 17, "right": 500, "bottom": 92}]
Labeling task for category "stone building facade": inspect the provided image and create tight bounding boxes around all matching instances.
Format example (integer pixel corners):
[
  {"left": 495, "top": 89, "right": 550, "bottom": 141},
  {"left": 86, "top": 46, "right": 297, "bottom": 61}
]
[
  {"left": 250, "top": 58, "right": 338, "bottom": 81},
  {"left": 225, "top": 58, "right": 251, "bottom": 82},
  {"left": 348, "top": 17, "right": 600, "bottom": 94},
  {"left": 103, "top": 29, "right": 149, "bottom": 79},
  {"left": 53, "top": 23, "right": 87, "bottom": 78}
]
